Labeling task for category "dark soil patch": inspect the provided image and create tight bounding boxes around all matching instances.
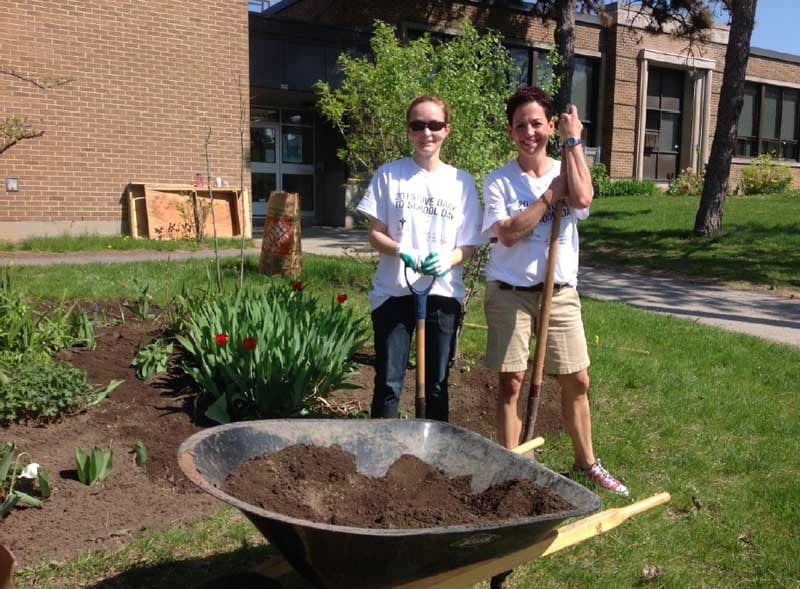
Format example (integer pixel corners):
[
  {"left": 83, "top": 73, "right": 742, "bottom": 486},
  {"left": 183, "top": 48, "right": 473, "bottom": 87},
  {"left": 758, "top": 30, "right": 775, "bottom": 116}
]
[
  {"left": 224, "top": 444, "right": 573, "bottom": 529},
  {"left": 0, "top": 306, "right": 563, "bottom": 567}
]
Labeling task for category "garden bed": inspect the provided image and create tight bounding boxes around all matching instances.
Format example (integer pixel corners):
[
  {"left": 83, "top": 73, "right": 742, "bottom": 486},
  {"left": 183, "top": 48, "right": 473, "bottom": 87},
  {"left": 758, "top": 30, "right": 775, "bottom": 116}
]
[{"left": 0, "top": 306, "right": 563, "bottom": 567}]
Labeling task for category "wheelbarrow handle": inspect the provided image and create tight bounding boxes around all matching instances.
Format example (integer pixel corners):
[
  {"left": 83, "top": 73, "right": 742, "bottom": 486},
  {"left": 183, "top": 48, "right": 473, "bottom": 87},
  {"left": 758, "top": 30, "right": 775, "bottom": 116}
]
[
  {"left": 405, "top": 267, "right": 436, "bottom": 419},
  {"left": 395, "top": 492, "right": 672, "bottom": 589}
]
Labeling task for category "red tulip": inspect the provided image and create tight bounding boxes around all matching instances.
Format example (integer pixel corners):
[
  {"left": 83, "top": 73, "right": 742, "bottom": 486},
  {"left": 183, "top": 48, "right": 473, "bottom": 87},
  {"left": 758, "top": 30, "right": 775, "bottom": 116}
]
[
  {"left": 242, "top": 337, "right": 256, "bottom": 350},
  {"left": 336, "top": 293, "right": 347, "bottom": 303},
  {"left": 215, "top": 333, "right": 229, "bottom": 346},
  {"left": 291, "top": 280, "right": 303, "bottom": 291}
]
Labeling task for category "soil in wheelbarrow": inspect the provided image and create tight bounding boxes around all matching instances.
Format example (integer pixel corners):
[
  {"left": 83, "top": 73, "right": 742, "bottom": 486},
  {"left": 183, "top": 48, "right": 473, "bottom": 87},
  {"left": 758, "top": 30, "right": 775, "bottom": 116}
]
[{"left": 224, "top": 444, "right": 574, "bottom": 529}]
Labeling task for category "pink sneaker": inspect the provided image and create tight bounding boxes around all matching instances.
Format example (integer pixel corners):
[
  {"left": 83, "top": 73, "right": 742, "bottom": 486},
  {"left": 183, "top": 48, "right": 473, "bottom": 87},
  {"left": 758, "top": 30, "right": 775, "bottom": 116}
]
[{"left": 573, "top": 460, "right": 629, "bottom": 497}]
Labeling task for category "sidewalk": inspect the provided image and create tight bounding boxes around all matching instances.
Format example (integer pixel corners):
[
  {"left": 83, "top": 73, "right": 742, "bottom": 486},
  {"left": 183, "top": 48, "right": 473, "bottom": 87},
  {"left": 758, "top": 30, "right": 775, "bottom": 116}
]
[{"left": 1, "top": 227, "right": 797, "bottom": 347}]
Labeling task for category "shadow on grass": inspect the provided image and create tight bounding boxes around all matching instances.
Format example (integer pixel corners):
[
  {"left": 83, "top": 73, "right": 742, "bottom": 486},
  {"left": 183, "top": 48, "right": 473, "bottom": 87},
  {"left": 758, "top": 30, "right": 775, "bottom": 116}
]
[
  {"left": 581, "top": 221, "right": 800, "bottom": 288},
  {"left": 87, "top": 545, "right": 308, "bottom": 589}
]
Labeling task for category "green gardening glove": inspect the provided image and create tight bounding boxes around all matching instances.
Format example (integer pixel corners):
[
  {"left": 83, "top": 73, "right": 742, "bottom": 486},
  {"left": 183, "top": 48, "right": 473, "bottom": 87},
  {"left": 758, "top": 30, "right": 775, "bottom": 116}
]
[
  {"left": 397, "top": 247, "right": 424, "bottom": 271},
  {"left": 420, "top": 251, "right": 453, "bottom": 277}
]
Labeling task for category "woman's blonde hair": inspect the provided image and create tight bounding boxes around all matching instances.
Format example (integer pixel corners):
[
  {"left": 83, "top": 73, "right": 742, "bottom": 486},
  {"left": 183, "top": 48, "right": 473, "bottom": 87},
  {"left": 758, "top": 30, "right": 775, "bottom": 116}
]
[{"left": 405, "top": 95, "right": 451, "bottom": 124}]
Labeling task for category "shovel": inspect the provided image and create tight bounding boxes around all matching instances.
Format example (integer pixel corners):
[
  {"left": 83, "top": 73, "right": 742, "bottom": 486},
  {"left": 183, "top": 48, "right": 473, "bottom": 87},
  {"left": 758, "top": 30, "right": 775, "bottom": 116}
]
[
  {"left": 522, "top": 197, "right": 565, "bottom": 443},
  {"left": 405, "top": 267, "right": 436, "bottom": 418}
]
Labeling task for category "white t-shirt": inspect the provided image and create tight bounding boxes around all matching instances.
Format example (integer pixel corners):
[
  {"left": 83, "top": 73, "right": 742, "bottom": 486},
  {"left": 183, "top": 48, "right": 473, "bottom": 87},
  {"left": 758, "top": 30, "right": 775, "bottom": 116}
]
[
  {"left": 357, "top": 157, "right": 484, "bottom": 310},
  {"left": 481, "top": 158, "right": 589, "bottom": 287}
]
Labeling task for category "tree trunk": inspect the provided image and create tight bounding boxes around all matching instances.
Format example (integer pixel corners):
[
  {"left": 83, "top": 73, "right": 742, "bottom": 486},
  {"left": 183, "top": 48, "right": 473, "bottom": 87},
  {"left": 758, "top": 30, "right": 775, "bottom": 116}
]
[
  {"left": 553, "top": 0, "right": 576, "bottom": 116},
  {"left": 694, "top": 0, "right": 758, "bottom": 238}
]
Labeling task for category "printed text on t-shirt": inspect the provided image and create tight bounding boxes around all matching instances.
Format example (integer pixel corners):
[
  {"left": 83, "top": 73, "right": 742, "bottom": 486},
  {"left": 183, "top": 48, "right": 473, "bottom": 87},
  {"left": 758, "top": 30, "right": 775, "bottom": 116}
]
[{"left": 394, "top": 192, "right": 455, "bottom": 220}]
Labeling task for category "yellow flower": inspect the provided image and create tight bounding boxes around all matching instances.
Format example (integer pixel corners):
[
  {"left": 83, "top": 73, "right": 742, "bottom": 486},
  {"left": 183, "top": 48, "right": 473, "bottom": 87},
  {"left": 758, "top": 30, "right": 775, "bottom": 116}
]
[{"left": 594, "top": 335, "right": 600, "bottom": 345}]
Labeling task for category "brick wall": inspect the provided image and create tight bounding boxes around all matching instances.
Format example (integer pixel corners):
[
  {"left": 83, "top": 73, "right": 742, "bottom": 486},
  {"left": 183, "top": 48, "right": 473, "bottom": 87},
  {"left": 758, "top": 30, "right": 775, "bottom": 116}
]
[{"left": 0, "top": 0, "right": 250, "bottom": 238}]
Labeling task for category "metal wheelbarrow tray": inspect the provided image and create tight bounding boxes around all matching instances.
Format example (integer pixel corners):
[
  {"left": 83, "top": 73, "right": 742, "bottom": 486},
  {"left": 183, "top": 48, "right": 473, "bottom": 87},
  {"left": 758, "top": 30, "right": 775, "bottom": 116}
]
[{"left": 179, "top": 419, "right": 606, "bottom": 588}]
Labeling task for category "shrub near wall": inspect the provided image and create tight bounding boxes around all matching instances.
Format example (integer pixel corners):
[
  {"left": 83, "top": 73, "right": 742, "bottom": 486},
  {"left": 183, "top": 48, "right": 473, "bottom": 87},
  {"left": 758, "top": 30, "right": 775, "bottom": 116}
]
[{"left": 740, "top": 154, "right": 794, "bottom": 195}]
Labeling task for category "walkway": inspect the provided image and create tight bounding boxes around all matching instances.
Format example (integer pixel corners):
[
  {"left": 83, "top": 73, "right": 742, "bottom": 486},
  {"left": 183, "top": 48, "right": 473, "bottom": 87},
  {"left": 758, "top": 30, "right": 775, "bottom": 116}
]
[{"left": 1, "top": 227, "right": 797, "bottom": 347}]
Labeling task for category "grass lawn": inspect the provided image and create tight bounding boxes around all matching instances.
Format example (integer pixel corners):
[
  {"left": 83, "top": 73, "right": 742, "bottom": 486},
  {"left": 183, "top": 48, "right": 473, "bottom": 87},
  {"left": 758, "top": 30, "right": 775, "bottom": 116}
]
[
  {"left": 9, "top": 255, "right": 800, "bottom": 588},
  {"left": 580, "top": 192, "right": 800, "bottom": 290},
  {"left": 0, "top": 234, "right": 253, "bottom": 252}
]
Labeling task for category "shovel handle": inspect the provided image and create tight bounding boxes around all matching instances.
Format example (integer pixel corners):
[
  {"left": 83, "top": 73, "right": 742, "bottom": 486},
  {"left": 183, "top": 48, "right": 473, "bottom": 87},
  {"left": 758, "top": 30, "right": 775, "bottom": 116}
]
[{"left": 405, "top": 267, "right": 436, "bottom": 419}]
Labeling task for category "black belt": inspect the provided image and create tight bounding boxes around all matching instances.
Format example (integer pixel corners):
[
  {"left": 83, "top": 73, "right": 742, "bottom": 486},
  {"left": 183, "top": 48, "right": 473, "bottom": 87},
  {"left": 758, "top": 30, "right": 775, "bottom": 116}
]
[{"left": 497, "top": 281, "right": 571, "bottom": 292}]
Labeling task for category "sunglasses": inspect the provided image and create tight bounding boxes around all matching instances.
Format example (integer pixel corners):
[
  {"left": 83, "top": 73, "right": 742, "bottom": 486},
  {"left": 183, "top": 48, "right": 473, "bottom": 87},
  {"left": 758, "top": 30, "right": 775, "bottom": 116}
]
[{"left": 408, "top": 120, "right": 447, "bottom": 132}]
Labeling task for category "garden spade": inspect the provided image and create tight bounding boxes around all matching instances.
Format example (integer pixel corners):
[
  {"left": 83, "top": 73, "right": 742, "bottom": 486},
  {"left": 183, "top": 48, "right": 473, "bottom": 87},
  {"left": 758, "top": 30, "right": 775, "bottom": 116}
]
[
  {"left": 405, "top": 267, "right": 436, "bottom": 418},
  {"left": 521, "top": 196, "right": 565, "bottom": 443}
]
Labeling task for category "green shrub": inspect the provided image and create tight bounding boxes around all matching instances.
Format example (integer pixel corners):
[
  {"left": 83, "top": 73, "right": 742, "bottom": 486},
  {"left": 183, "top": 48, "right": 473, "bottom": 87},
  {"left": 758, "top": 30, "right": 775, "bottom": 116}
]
[
  {"left": 175, "top": 281, "right": 369, "bottom": 423},
  {"left": 132, "top": 340, "right": 173, "bottom": 380},
  {"left": 599, "top": 178, "right": 659, "bottom": 197},
  {"left": 740, "top": 153, "right": 794, "bottom": 195},
  {"left": 666, "top": 167, "right": 704, "bottom": 196},
  {"left": 0, "top": 352, "right": 91, "bottom": 423},
  {"left": 590, "top": 162, "right": 610, "bottom": 195},
  {"left": 74, "top": 446, "right": 113, "bottom": 486},
  {"left": 0, "top": 270, "right": 95, "bottom": 354}
]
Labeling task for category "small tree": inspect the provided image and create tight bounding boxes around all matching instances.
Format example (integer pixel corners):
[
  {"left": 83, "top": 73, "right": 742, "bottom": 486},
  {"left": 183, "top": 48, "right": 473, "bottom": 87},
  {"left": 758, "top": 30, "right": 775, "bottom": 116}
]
[
  {"left": 315, "top": 20, "right": 516, "bottom": 187},
  {"left": 1, "top": 68, "right": 72, "bottom": 157}
]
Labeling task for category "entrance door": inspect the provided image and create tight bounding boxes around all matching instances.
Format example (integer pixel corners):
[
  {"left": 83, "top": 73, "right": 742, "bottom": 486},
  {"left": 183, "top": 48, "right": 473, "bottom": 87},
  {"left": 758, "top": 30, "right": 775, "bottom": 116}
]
[
  {"left": 250, "top": 109, "right": 315, "bottom": 232},
  {"left": 643, "top": 67, "right": 683, "bottom": 181}
]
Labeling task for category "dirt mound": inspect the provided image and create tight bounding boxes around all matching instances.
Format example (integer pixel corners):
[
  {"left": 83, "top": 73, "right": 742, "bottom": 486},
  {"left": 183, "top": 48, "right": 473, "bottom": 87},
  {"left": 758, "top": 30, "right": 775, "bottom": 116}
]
[{"left": 223, "top": 444, "right": 573, "bottom": 529}]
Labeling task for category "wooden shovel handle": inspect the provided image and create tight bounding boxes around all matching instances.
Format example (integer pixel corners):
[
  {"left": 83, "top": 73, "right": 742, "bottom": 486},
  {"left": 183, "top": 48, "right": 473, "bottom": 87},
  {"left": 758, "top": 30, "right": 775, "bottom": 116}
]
[{"left": 522, "top": 198, "right": 564, "bottom": 442}]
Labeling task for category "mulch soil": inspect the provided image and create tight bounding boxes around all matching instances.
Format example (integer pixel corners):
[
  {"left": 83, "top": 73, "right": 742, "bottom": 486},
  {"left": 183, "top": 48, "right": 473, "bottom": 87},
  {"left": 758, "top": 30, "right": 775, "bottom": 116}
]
[
  {"left": 224, "top": 444, "right": 573, "bottom": 529},
  {"left": 0, "top": 308, "right": 563, "bottom": 568}
]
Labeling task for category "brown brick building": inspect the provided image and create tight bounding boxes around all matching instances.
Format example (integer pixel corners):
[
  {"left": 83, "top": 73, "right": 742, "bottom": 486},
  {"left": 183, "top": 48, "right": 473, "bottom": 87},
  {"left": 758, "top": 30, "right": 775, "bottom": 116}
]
[
  {"left": 1, "top": 0, "right": 250, "bottom": 239},
  {"left": 2, "top": 1, "right": 799, "bottom": 238}
]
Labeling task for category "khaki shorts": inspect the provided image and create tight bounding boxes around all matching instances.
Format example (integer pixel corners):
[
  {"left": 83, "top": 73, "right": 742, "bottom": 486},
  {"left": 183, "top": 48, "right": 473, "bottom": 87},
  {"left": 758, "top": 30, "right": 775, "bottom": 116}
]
[{"left": 484, "top": 281, "right": 590, "bottom": 375}]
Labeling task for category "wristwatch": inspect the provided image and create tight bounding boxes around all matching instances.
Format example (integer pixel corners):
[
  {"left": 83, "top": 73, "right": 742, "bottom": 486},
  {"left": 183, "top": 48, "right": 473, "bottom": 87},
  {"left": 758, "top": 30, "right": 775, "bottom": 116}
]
[{"left": 562, "top": 136, "right": 582, "bottom": 149}]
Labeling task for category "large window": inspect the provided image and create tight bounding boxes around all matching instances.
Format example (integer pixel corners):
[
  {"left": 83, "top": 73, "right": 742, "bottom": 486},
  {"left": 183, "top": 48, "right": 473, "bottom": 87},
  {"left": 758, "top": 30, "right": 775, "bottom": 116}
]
[{"left": 736, "top": 82, "right": 799, "bottom": 161}]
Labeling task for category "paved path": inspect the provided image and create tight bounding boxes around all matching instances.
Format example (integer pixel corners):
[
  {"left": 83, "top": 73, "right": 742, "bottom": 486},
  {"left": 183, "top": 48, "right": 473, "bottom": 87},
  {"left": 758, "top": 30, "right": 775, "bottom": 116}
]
[{"left": 1, "top": 227, "right": 798, "bottom": 347}]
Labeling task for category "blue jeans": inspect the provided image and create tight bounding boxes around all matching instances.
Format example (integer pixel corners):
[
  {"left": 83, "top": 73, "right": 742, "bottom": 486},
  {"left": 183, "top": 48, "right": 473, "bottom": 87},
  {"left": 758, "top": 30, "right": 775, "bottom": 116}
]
[{"left": 370, "top": 295, "right": 461, "bottom": 422}]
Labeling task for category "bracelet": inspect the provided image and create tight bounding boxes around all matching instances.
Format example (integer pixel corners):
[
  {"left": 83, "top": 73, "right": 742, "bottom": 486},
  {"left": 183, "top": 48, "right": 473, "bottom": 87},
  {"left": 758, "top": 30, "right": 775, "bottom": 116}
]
[{"left": 394, "top": 244, "right": 401, "bottom": 257}]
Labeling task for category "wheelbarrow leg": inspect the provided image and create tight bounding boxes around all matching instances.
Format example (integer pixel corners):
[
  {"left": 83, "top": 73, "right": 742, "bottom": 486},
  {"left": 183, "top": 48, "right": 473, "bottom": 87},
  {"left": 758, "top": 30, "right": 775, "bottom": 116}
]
[{"left": 490, "top": 570, "right": 512, "bottom": 588}]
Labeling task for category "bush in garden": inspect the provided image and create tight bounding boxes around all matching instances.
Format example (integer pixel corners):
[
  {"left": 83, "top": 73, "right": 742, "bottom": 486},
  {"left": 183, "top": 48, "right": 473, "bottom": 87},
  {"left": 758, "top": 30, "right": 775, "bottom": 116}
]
[
  {"left": 599, "top": 178, "right": 660, "bottom": 197},
  {"left": 590, "top": 163, "right": 610, "bottom": 196},
  {"left": 0, "top": 351, "right": 91, "bottom": 424},
  {"left": 740, "top": 153, "right": 794, "bottom": 195},
  {"left": 666, "top": 167, "right": 704, "bottom": 196},
  {"left": 0, "top": 270, "right": 95, "bottom": 354},
  {"left": 176, "top": 281, "right": 369, "bottom": 423}
]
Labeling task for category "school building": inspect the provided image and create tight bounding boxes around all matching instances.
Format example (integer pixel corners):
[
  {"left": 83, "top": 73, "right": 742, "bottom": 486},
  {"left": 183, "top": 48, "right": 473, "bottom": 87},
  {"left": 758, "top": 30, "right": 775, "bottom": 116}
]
[{"left": 2, "top": 0, "right": 799, "bottom": 238}]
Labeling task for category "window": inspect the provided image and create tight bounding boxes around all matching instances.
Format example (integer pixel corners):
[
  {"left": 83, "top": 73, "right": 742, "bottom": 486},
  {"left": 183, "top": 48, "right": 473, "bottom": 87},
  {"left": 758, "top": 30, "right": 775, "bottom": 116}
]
[
  {"left": 736, "top": 82, "right": 799, "bottom": 161},
  {"left": 531, "top": 51, "right": 600, "bottom": 147}
]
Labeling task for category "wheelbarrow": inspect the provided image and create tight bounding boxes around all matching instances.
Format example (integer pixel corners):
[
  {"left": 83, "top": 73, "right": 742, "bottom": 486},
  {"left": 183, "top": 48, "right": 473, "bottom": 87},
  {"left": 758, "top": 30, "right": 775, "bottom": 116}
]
[{"left": 178, "top": 420, "right": 669, "bottom": 588}]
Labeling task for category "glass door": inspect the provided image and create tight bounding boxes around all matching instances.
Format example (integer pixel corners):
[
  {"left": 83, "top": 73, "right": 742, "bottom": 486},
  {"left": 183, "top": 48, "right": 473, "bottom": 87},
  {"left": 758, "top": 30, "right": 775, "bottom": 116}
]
[
  {"left": 250, "top": 109, "right": 315, "bottom": 231},
  {"left": 643, "top": 67, "right": 683, "bottom": 181},
  {"left": 251, "top": 111, "right": 279, "bottom": 224}
]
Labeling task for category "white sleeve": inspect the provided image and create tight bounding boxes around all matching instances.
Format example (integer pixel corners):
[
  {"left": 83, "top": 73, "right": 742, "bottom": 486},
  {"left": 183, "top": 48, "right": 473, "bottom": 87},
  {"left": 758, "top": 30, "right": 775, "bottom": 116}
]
[
  {"left": 356, "top": 167, "right": 388, "bottom": 224},
  {"left": 456, "top": 174, "right": 485, "bottom": 247},
  {"left": 481, "top": 174, "right": 508, "bottom": 237}
]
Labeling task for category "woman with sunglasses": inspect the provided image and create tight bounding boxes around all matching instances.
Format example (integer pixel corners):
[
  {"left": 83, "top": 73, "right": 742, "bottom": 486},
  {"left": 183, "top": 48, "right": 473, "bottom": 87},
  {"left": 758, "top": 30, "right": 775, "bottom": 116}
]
[{"left": 356, "top": 95, "right": 484, "bottom": 421}]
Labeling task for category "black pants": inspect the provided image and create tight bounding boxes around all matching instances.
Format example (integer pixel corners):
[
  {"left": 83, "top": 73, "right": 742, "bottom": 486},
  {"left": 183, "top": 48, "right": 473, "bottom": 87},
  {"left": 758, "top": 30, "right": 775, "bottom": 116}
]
[{"left": 370, "top": 295, "right": 461, "bottom": 421}]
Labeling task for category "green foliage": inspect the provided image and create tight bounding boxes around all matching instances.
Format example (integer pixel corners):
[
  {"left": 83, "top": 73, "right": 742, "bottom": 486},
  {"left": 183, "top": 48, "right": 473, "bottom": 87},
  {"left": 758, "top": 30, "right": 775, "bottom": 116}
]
[
  {"left": 0, "top": 351, "right": 91, "bottom": 423},
  {"left": 590, "top": 162, "right": 609, "bottom": 195},
  {"left": 132, "top": 340, "right": 173, "bottom": 380},
  {"left": 87, "top": 379, "right": 124, "bottom": 406},
  {"left": 740, "top": 153, "right": 794, "bottom": 195},
  {"left": 0, "top": 269, "right": 95, "bottom": 354},
  {"left": 315, "top": 20, "right": 515, "bottom": 186},
  {"left": 75, "top": 446, "right": 113, "bottom": 486},
  {"left": 666, "top": 166, "right": 705, "bottom": 196},
  {"left": 175, "top": 281, "right": 369, "bottom": 423},
  {"left": 0, "top": 442, "right": 47, "bottom": 517},
  {"left": 124, "top": 284, "right": 155, "bottom": 320},
  {"left": 133, "top": 441, "right": 148, "bottom": 466},
  {"left": 598, "top": 178, "right": 659, "bottom": 198}
]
